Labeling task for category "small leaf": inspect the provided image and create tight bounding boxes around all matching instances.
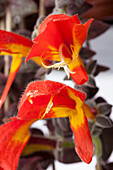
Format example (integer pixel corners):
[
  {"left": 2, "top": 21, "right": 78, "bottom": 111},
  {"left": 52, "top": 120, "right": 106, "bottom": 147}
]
[
  {"left": 79, "top": 47, "right": 96, "bottom": 60},
  {"left": 77, "top": 85, "right": 99, "bottom": 99},
  {"left": 97, "top": 102, "right": 112, "bottom": 115},
  {"left": 100, "top": 127, "right": 113, "bottom": 161},
  {"left": 87, "top": 20, "right": 110, "bottom": 40},
  {"left": 95, "top": 115, "right": 113, "bottom": 128},
  {"left": 56, "top": 117, "right": 71, "bottom": 132},
  {"left": 92, "top": 127, "right": 102, "bottom": 137},
  {"left": 86, "top": 75, "right": 96, "bottom": 87},
  {"left": 66, "top": 1, "right": 93, "bottom": 15},
  {"left": 86, "top": 60, "right": 97, "bottom": 74},
  {"left": 102, "top": 163, "right": 113, "bottom": 170},
  {"left": 93, "top": 64, "right": 110, "bottom": 76},
  {"left": 95, "top": 97, "right": 107, "bottom": 104},
  {"left": 56, "top": 147, "right": 81, "bottom": 164}
]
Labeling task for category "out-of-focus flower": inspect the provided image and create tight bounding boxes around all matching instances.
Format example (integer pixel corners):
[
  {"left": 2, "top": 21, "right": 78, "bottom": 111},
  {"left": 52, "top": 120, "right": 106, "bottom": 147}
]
[
  {"left": 0, "top": 30, "right": 33, "bottom": 108},
  {"left": 25, "top": 14, "right": 93, "bottom": 85},
  {"left": 0, "top": 80, "right": 93, "bottom": 169}
]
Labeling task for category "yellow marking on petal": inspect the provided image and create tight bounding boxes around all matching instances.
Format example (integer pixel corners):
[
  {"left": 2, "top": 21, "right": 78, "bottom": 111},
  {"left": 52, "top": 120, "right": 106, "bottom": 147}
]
[
  {"left": 10, "top": 54, "right": 22, "bottom": 73},
  {"left": 82, "top": 103, "right": 95, "bottom": 120},
  {"left": 4, "top": 43, "right": 32, "bottom": 57},
  {"left": 9, "top": 119, "right": 36, "bottom": 145},
  {"left": 0, "top": 51, "right": 12, "bottom": 56},
  {"left": 69, "top": 108, "right": 84, "bottom": 130},
  {"left": 47, "top": 45, "right": 61, "bottom": 61},
  {"left": 28, "top": 95, "right": 33, "bottom": 104},
  {"left": 50, "top": 107, "right": 74, "bottom": 118},
  {"left": 67, "top": 88, "right": 83, "bottom": 108},
  {"left": 67, "top": 88, "right": 85, "bottom": 129},
  {"left": 41, "top": 96, "right": 54, "bottom": 119}
]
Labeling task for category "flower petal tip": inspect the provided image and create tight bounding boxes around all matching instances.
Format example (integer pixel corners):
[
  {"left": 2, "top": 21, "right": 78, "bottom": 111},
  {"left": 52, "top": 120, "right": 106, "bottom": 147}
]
[{"left": 76, "top": 145, "right": 93, "bottom": 164}]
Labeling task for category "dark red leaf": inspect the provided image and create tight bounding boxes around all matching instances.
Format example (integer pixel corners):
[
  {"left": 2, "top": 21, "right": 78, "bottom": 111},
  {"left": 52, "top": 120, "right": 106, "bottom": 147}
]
[
  {"left": 87, "top": 20, "right": 110, "bottom": 40},
  {"left": 94, "top": 64, "right": 110, "bottom": 76},
  {"left": 100, "top": 127, "right": 113, "bottom": 161},
  {"left": 79, "top": 47, "right": 96, "bottom": 60}
]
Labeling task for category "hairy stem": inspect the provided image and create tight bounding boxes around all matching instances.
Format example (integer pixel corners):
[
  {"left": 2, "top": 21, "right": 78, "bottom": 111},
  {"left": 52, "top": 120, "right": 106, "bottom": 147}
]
[{"left": 93, "top": 136, "right": 102, "bottom": 170}]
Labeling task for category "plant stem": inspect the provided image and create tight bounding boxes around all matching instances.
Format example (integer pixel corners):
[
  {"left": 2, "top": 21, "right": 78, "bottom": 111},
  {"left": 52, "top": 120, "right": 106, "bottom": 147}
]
[
  {"left": 93, "top": 136, "right": 102, "bottom": 170},
  {"left": 52, "top": 161, "right": 55, "bottom": 170},
  {"left": 39, "top": 0, "right": 45, "bottom": 17},
  {"left": 4, "top": 7, "right": 12, "bottom": 112}
]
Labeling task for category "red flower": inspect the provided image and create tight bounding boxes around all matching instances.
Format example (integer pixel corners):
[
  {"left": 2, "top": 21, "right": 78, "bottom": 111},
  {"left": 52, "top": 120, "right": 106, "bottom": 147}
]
[
  {"left": 0, "top": 80, "right": 93, "bottom": 170},
  {"left": 0, "top": 30, "right": 33, "bottom": 108},
  {"left": 26, "top": 14, "right": 93, "bottom": 85}
]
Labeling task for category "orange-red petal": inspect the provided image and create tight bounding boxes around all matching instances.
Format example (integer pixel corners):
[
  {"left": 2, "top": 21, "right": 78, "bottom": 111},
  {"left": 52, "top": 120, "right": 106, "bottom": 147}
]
[
  {"left": 0, "top": 55, "right": 22, "bottom": 108},
  {"left": 69, "top": 109, "right": 93, "bottom": 163},
  {"left": 0, "top": 118, "right": 35, "bottom": 170},
  {"left": 17, "top": 80, "right": 86, "bottom": 120},
  {"left": 68, "top": 55, "right": 88, "bottom": 85},
  {"left": 0, "top": 30, "right": 33, "bottom": 56},
  {"left": 25, "top": 14, "right": 81, "bottom": 63}
]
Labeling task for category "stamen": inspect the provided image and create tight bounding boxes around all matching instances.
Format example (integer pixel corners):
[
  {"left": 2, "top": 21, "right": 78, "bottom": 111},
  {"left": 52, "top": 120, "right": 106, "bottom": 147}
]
[
  {"left": 41, "top": 96, "right": 54, "bottom": 119},
  {"left": 64, "top": 65, "right": 76, "bottom": 79},
  {"left": 41, "top": 60, "right": 66, "bottom": 69}
]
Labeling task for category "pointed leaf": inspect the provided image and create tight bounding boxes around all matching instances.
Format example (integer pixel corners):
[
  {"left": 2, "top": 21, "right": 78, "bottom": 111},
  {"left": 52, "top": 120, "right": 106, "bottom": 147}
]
[
  {"left": 56, "top": 117, "right": 71, "bottom": 132},
  {"left": 66, "top": 1, "right": 93, "bottom": 15},
  {"left": 92, "top": 126, "right": 102, "bottom": 137},
  {"left": 100, "top": 127, "right": 113, "bottom": 161},
  {"left": 97, "top": 102, "right": 112, "bottom": 115},
  {"left": 86, "top": 75, "right": 96, "bottom": 87},
  {"left": 87, "top": 20, "right": 110, "bottom": 40},
  {"left": 77, "top": 85, "right": 99, "bottom": 99},
  {"left": 102, "top": 163, "right": 113, "bottom": 170},
  {"left": 96, "top": 115, "right": 113, "bottom": 128},
  {"left": 57, "top": 147, "right": 81, "bottom": 164},
  {"left": 86, "top": 60, "right": 97, "bottom": 74},
  {"left": 94, "top": 64, "right": 110, "bottom": 76},
  {"left": 95, "top": 97, "right": 107, "bottom": 104},
  {"left": 79, "top": 47, "right": 96, "bottom": 60}
]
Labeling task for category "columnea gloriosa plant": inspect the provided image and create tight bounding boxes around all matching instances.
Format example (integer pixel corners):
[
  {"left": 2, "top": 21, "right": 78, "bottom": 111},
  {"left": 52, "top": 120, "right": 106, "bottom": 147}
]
[{"left": 0, "top": 0, "right": 112, "bottom": 170}]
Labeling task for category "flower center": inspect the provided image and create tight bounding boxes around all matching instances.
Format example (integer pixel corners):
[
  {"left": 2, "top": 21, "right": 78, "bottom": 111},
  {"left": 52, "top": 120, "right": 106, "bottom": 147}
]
[{"left": 41, "top": 44, "right": 78, "bottom": 79}]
